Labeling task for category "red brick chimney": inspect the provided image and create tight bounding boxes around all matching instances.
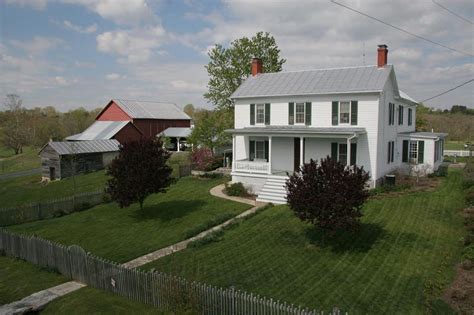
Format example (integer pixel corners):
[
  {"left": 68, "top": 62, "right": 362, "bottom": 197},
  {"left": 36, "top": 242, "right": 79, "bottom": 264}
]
[
  {"left": 377, "top": 44, "right": 388, "bottom": 68},
  {"left": 251, "top": 57, "right": 263, "bottom": 76}
]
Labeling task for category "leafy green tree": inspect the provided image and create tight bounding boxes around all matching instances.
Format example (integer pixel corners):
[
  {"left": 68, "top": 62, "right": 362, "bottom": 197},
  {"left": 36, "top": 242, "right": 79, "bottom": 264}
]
[
  {"left": 106, "top": 138, "right": 173, "bottom": 211},
  {"left": 2, "top": 94, "right": 30, "bottom": 154},
  {"left": 183, "top": 104, "right": 195, "bottom": 119},
  {"left": 204, "top": 31, "right": 286, "bottom": 111},
  {"left": 188, "top": 108, "right": 233, "bottom": 151}
]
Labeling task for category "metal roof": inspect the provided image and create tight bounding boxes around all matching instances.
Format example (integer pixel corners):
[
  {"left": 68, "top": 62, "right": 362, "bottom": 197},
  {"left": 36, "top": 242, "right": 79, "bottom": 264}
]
[
  {"left": 41, "top": 139, "right": 120, "bottom": 155},
  {"left": 398, "top": 90, "right": 418, "bottom": 104},
  {"left": 398, "top": 131, "right": 448, "bottom": 139},
  {"left": 226, "top": 126, "right": 366, "bottom": 136},
  {"left": 231, "top": 65, "right": 393, "bottom": 99},
  {"left": 159, "top": 127, "right": 192, "bottom": 138},
  {"left": 113, "top": 99, "right": 190, "bottom": 120},
  {"left": 65, "top": 121, "right": 129, "bottom": 141}
]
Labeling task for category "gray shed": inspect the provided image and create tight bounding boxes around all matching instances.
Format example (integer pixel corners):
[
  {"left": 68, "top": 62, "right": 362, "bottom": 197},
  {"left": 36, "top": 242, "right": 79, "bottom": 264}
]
[{"left": 39, "top": 139, "right": 120, "bottom": 180}]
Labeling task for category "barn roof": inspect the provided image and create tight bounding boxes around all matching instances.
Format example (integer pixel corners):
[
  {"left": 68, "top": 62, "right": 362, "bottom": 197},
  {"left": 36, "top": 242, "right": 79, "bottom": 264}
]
[
  {"left": 231, "top": 65, "right": 393, "bottom": 99},
  {"left": 65, "top": 121, "right": 134, "bottom": 141},
  {"left": 40, "top": 139, "right": 120, "bottom": 155},
  {"left": 159, "top": 127, "right": 192, "bottom": 138},
  {"left": 109, "top": 99, "right": 191, "bottom": 120}
]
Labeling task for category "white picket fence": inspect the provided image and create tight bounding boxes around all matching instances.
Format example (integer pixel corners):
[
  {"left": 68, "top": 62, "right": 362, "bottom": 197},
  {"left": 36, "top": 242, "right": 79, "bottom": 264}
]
[
  {"left": 444, "top": 150, "right": 471, "bottom": 157},
  {"left": 0, "top": 229, "right": 343, "bottom": 315}
]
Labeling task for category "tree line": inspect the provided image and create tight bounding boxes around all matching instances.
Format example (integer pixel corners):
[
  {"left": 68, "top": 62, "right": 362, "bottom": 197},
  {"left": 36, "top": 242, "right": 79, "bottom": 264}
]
[{"left": 0, "top": 94, "right": 100, "bottom": 154}]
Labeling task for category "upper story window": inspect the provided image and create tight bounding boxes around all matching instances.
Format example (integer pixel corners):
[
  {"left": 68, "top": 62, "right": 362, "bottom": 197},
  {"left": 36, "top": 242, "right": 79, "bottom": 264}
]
[
  {"left": 398, "top": 105, "right": 404, "bottom": 125},
  {"left": 295, "top": 103, "right": 305, "bottom": 124},
  {"left": 256, "top": 104, "right": 265, "bottom": 124},
  {"left": 332, "top": 101, "right": 358, "bottom": 126},
  {"left": 388, "top": 103, "right": 395, "bottom": 125},
  {"left": 250, "top": 103, "right": 270, "bottom": 126},
  {"left": 289, "top": 102, "right": 312, "bottom": 125},
  {"left": 408, "top": 108, "right": 413, "bottom": 126}
]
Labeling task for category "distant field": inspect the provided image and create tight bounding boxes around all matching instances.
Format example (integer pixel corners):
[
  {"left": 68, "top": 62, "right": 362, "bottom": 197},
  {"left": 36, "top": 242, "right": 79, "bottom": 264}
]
[
  {"left": 0, "top": 146, "right": 40, "bottom": 174},
  {"left": 0, "top": 171, "right": 107, "bottom": 208},
  {"left": 0, "top": 255, "right": 66, "bottom": 305},
  {"left": 143, "top": 171, "right": 465, "bottom": 314},
  {"left": 445, "top": 141, "right": 470, "bottom": 151},
  {"left": 9, "top": 176, "right": 250, "bottom": 262}
]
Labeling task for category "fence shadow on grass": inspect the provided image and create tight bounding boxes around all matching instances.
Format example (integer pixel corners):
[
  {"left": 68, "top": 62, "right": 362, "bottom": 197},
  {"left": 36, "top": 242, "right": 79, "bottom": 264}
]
[
  {"left": 305, "top": 223, "right": 386, "bottom": 254},
  {"left": 129, "top": 200, "right": 207, "bottom": 222}
]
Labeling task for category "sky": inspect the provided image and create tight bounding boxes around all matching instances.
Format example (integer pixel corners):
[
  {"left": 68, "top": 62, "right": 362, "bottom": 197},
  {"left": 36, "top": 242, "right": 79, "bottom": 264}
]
[{"left": 0, "top": 0, "right": 472, "bottom": 111}]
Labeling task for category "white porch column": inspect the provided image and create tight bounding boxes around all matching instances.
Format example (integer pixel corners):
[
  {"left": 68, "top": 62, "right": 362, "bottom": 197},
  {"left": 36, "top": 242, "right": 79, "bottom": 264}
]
[
  {"left": 177, "top": 138, "right": 181, "bottom": 152},
  {"left": 300, "top": 137, "right": 304, "bottom": 168},
  {"left": 346, "top": 137, "right": 351, "bottom": 167},
  {"left": 268, "top": 136, "right": 272, "bottom": 174},
  {"left": 232, "top": 135, "right": 236, "bottom": 172}
]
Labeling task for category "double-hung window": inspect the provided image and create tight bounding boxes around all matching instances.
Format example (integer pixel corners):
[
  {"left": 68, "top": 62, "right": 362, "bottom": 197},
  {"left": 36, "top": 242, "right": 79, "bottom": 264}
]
[
  {"left": 338, "top": 143, "right": 348, "bottom": 165},
  {"left": 255, "top": 141, "right": 265, "bottom": 159},
  {"left": 256, "top": 104, "right": 265, "bottom": 124},
  {"left": 409, "top": 141, "right": 418, "bottom": 163},
  {"left": 339, "top": 101, "right": 350, "bottom": 124},
  {"left": 295, "top": 102, "right": 305, "bottom": 124}
]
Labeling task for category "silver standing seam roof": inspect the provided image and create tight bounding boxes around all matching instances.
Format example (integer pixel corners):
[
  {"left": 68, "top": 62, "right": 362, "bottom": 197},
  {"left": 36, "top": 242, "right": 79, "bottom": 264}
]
[
  {"left": 398, "top": 131, "right": 448, "bottom": 139},
  {"left": 231, "top": 65, "right": 393, "bottom": 99},
  {"left": 159, "top": 127, "right": 192, "bottom": 138},
  {"left": 226, "top": 126, "right": 366, "bottom": 135},
  {"left": 112, "top": 99, "right": 191, "bottom": 120},
  {"left": 41, "top": 139, "right": 120, "bottom": 155},
  {"left": 65, "top": 121, "right": 130, "bottom": 141}
]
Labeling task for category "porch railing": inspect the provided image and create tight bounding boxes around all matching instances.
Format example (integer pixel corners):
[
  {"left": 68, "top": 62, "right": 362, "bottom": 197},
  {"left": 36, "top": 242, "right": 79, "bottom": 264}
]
[{"left": 233, "top": 159, "right": 269, "bottom": 174}]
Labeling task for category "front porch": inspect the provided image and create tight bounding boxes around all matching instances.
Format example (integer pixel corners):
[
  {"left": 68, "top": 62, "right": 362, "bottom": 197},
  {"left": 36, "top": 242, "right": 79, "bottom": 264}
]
[{"left": 229, "top": 127, "right": 366, "bottom": 176}]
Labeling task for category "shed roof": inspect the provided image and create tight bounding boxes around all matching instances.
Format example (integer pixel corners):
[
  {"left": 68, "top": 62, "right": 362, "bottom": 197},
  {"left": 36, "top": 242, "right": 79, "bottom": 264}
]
[
  {"left": 65, "top": 121, "right": 132, "bottom": 141},
  {"left": 231, "top": 65, "right": 393, "bottom": 99},
  {"left": 109, "top": 99, "right": 190, "bottom": 120},
  {"left": 40, "top": 139, "right": 120, "bottom": 155},
  {"left": 160, "top": 127, "right": 192, "bottom": 138}
]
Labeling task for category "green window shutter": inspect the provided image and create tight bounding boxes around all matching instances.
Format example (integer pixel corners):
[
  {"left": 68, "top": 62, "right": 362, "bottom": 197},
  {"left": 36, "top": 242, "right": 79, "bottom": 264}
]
[
  {"left": 402, "top": 140, "right": 408, "bottom": 163},
  {"left": 350, "top": 101, "right": 358, "bottom": 125},
  {"left": 350, "top": 143, "right": 357, "bottom": 165},
  {"left": 288, "top": 102, "right": 294, "bottom": 125},
  {"left": 250, "top": 104, "right": 255, "bottom": 125},
  {"left": 305, "top": 102, "right": 312, "bottom": 125},
  {"left": 408, "top": 108, "right": 412, "bottom": 126},
  {"left": 418, "top": 141, "right": 424, "bottom": 164},
  {"left": 249, "top": 140, "right": 255, "bottom": 161},
  {"left": 264, "top": 140, "right": 269, "bottom": 162},
  {"left": 387, "top": 142, "right": 391, "bottom": 163},
  {"left": 264, "top": 103, "right": 270, "bottom": 125},
  {"left": 391, "top": 142, "right": 395, "bottom": 162},
  {"left": 332, "top": 101, "right": 338, "bottom": 126},
  {"left": 331, "top": 142, "right": 338, "bottom": 160}
]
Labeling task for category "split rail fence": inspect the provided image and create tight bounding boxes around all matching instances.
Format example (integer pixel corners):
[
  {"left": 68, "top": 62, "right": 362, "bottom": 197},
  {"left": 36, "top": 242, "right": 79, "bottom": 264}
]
[
  {"left": 0, "top": 229, "right": 340, "bottom": 315},
  {"left": 0, "top": 191, "right": 104, "bottom": 226}
]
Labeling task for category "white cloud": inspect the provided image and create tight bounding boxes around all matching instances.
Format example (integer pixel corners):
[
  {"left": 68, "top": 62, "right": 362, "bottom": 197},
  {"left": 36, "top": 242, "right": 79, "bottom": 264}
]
[
  {"left": 10, "top": 36, "right": 63, "bottom": 55},
  {"left": 105, "top": 73, "right": 126, "bottom": 80},
  {"left": 170, "top": 80, "right": 205, "bottom": 92},
  {"left": 96, "top": 26, "right": 167, "bottom": 64},
  {"left": 4, "top": 0, "right": 47, "bottom": 10},
  {"left": 55, "top": 76, "right": 69, "bottom": 86},
  {"left": 63, "top": 20, "right": 97, "bottom": 34}
]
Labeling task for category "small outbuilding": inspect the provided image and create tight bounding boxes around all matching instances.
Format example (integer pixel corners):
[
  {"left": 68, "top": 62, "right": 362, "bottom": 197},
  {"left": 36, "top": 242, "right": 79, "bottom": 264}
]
[
  {"left": 39, "top": 139, "right": 120, "bottom": 180},
  {"left": 159, "top": 127, "right": 192, "bottom": 151}
]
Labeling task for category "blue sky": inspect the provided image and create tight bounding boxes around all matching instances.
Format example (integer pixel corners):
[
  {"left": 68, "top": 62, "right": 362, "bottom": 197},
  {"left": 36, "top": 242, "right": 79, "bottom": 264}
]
[{"left": 1, "top": 0, "right": 472, "bottom": 111}]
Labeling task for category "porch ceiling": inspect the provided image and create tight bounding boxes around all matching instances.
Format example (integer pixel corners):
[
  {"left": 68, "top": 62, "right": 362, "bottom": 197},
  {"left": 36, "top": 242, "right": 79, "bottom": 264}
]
[{"left": 226, "top": 126, "right": 366, "bottom": 137}]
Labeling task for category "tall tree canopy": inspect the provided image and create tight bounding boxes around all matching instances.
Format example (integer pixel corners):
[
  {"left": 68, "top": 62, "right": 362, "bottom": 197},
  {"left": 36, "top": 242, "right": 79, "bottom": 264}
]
[
  {"left": 106, "top": 138, "right": 173, "bottom": 211},
  {"left": 204, "top": 31, "right": 286, "bottom": 111},
  {"left": 188, "top": 108, "right": 232, "bottom": 151}
]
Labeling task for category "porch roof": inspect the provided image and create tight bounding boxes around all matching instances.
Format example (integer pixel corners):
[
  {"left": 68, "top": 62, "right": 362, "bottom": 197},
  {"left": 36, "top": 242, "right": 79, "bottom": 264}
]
[
  {"left": 226, "top": 126, "right": 366, "bottom": 136},
  {"left": 398, "top": 131, "right": 447, "bottom": 140}
]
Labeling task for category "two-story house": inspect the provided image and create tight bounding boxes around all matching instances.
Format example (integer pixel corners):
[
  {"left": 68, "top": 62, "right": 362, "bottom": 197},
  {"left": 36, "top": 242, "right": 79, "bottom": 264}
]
[{"left": 228, "top": 45, "right": 446, "bottom": 204}]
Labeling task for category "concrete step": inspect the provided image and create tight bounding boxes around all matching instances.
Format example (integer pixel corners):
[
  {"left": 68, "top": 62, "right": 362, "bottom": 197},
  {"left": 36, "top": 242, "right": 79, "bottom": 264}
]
[
  {"left": 259, "top": 190, "right": 286, "bottom": 198},
  {"left": 256, "top": 196, "right": 287, "bottom": 204},
  {"left": 262, "top": 183, "right": 286, "bottom": 189}
]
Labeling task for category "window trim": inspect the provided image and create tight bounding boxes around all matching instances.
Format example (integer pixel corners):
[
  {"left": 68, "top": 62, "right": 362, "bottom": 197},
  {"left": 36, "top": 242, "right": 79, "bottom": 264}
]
[
  {"left": 339, "top": 101, "right": 351, "bottom": 125},
  {"left": 255, "top": 103, "right": 265, "bottom": 125},
  {"left": 409, "top": 140, "right": 418, "bottom": 164},
  {"left": 294, "top": 102, "right": 306, "bottom": 125}
]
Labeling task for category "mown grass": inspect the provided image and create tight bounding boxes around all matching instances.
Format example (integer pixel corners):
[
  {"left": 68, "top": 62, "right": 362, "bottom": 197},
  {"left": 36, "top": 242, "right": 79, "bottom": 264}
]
[
  {"left": 142, "top": 171, "right": 466, "bottom": 314},
  {"left": 41, "top": 287, "right": 166, "bottom": 314},
  {"left": 0, "top": 171, "right": 108, "bottom": 208},
  {"left": 0, "top": 146, "right": 40, "bottom": 174},
  {"left": 445, "top": 141, "right": 470, "bottom": 151},
  {"left": 0, "top": 255, "right": 66, "bottom": 304},
  {"left": 8, "top": 177, "right": 250, "bottom": 263}
]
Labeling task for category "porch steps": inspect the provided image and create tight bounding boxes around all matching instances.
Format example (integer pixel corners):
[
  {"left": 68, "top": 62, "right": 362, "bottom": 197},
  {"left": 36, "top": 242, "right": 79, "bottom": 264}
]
[{"left": 256, "top": 177, "right": 288, "bottom": 204}]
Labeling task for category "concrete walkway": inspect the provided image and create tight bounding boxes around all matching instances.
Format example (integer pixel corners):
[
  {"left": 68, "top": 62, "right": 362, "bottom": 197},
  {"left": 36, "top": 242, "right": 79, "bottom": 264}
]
[
  {"left": 123, "top": 183, "right": 266, "bottom": 268},
  {"left": 0, "top": 281, "right": 85, "bottom": 315},
  {"left": 1, "top": 183, "right": 264, "bottom": 313}
]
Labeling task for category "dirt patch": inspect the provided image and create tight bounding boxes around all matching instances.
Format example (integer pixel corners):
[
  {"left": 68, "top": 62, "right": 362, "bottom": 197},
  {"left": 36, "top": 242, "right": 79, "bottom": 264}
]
[
  {"left": 442, "top": 261, "right": 474, "bottom": 314},
  {"left": 370, "top": 175, "right": 442, "bottom": 199}
]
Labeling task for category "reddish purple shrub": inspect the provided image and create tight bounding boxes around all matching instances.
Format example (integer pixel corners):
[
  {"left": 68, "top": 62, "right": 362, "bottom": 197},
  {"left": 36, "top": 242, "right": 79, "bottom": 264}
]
[
  {"left": 191, "top": 148, "right": 216, "bottom": 171},
  {"left": 286, "top": 157, "right": 370, "bottom": 233}
]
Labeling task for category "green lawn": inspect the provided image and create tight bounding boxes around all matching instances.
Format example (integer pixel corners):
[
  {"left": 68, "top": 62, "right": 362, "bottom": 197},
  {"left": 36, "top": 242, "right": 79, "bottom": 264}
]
[
  {"left": 0, "top": 255, "right": 66, "bottom": 305},
  {"left": 142, "top": 171, "right": 466, "bottom": 314},
  {"left": 41, "top": 287, "right": 165, "bottom": 314},
  {"left": 9, "top": 176, "right": 250, "bottom": 262},
  {"left": 0, "top": 171, "right": 107, "bottom": 208},
  {"left": 445, "top": 141, "right": 470, "bottom": 150},
  {"left": 0, "top": 146, "right": 40, "bottom": 174}
]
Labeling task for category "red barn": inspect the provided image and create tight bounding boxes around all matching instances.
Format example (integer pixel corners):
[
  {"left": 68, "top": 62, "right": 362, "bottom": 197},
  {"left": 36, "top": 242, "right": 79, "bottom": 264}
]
[{"left": 67, "top": 99, "right": 191, "bottom": 143}]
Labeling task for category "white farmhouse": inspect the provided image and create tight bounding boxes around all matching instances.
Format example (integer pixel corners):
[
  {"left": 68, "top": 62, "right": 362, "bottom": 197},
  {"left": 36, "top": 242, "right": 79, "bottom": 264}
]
[{"left": 228, "top": 45, "right": 446, "bottom": 204}]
